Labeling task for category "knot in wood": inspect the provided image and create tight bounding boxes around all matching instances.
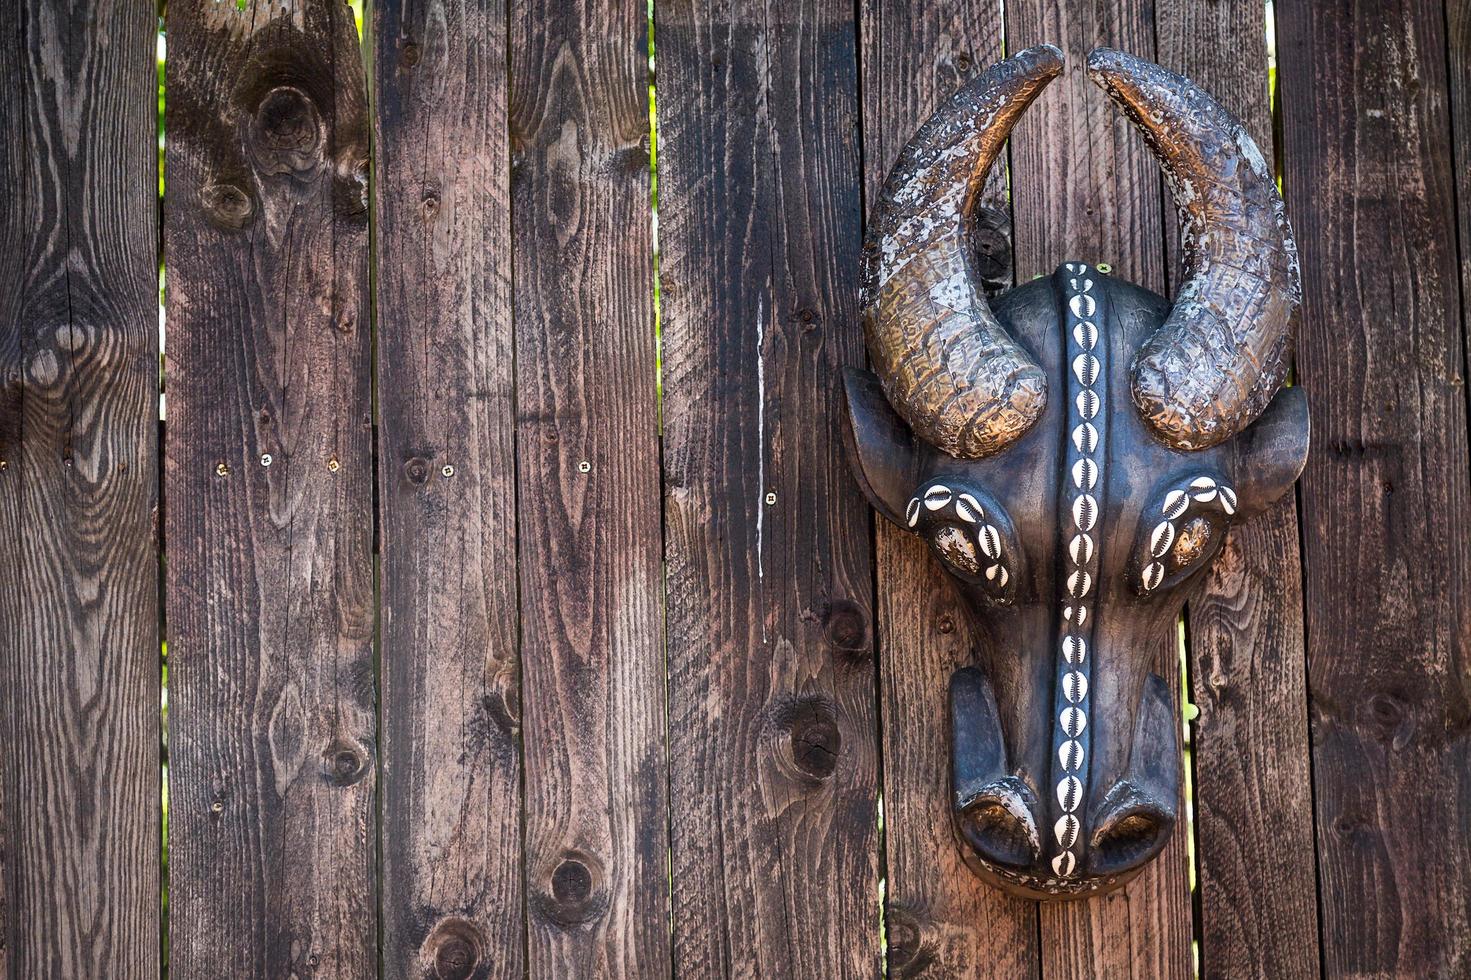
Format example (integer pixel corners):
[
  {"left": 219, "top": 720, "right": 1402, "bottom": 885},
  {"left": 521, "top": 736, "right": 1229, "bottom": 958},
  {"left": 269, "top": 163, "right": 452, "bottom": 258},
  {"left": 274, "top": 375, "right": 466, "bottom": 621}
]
[
  {"left": 200, "top": 181, "right": 254, "bottom": 230},
  {"left": 775, "top": 696, "right": 841, "bottom": 780},
  {"left": 321, "top": 740, "right": 369, "bottom": 787},
  {"left": 404, "top": 456, "right": 431, "bottom": 485},
  {"left": 423, "top": 918, "right": 483, "bottom": 980},
  {"left": 250, "top": 86, "right": 323, "bottom": 175},
  {"left": 883, "top": 906, "right": 929, "bottom": 973},
  {"left": 532, "top": 850, "right": 606, "bottom": 927},
  {"left": 823, "top": 600, "right": 868, "bottom": 656}
]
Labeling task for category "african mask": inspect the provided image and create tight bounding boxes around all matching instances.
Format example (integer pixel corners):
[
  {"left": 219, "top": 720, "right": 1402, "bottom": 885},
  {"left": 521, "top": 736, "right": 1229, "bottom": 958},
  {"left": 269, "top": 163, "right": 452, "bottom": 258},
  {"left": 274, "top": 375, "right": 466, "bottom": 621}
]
[{"left": 843, "top": 45, "right": 1309, "bottom": 899}]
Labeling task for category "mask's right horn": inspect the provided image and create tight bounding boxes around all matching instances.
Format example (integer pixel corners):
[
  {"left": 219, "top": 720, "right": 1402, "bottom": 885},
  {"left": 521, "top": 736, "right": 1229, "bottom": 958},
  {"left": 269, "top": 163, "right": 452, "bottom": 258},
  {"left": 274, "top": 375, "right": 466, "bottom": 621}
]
[{"left": 1087, "top": 48, "right": 1301, "bottom": 452}]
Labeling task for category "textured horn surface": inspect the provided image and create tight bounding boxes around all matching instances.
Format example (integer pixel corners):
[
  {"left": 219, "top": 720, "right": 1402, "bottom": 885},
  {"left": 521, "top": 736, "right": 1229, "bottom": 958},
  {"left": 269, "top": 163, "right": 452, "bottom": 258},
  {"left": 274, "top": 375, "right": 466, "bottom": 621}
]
[
  {"left": 1087, "top": 47, "right": 1301, "bottom": 451},
  {"left": 862, "top": 45, "right": 1063, "bottom": 460}
]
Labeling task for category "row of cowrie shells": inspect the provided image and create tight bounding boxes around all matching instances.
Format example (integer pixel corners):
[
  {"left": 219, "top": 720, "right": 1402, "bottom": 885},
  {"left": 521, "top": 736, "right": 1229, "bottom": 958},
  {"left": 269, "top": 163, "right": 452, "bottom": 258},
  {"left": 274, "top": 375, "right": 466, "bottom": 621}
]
[
  {"left": 1138, "top": 476, "right": 1238, "bottom": 592},
  {"left": 1054, "top": 263, "right": 1098, "bottom": 880},
  {"left": 906, "top": 485, "right": 1010, "bottom": 587}
]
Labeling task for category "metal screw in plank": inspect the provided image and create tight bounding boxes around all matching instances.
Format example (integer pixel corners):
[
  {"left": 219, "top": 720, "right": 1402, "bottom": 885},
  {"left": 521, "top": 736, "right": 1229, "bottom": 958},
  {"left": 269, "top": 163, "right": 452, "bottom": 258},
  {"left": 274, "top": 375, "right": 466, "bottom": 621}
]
[
  {"left": 260, "top": 453, "right": 272, "bottom": 467},
  {"left": 442, "top": 464, "right": 455, "bottom": 478}
]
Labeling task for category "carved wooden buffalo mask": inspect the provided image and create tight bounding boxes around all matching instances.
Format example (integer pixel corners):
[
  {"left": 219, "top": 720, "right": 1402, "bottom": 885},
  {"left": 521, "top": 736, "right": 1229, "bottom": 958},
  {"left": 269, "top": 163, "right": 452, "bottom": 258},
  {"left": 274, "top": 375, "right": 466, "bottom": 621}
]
[{"left": 843, "top": 46, "right": 1309, "bottom": 899}]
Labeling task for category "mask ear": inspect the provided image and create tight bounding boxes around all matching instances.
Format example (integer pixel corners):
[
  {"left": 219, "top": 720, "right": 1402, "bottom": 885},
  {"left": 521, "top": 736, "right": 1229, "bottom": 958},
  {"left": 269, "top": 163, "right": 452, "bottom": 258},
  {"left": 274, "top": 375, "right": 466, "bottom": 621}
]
[
  {"left": 1231, "top": 385, "right": 1310, "bottom": 520},
  {"left": 842, "top": 367, "right": 921, "bottom": 527}
]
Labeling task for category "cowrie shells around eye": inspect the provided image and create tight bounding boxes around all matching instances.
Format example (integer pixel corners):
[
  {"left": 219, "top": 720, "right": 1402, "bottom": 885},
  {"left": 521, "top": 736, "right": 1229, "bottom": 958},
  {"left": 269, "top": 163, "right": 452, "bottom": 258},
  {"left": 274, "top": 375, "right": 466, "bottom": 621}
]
[{"left": 905, "top": 498, "right": 921, "bottom": 527}]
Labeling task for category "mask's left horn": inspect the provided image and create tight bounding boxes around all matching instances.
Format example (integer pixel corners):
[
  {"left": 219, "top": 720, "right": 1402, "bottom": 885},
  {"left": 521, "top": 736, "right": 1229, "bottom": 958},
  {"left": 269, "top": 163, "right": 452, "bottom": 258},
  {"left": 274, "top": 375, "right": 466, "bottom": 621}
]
[{"left": 862, "top": 45, "right": 1061, "bottom": 460}]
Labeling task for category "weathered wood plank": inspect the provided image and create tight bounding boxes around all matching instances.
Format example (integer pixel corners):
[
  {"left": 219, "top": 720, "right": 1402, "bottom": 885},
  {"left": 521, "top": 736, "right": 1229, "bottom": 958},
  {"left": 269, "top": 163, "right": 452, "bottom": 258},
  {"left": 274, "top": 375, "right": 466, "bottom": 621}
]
[
  {"left": 507, "top": 0, "right": 669, "bottom": 974},
  {"left": 856, "top": 3, "right": 1041, "bottom": 975},
  {"left": 1280, "top": 0, "right": 1471, "bottom": 974},
  {"left": 1157, "top": 4, "right": 1322, "bottom": 975},
  {"left": 163, "top": 2, "right": 376, "bottom": 974},
  {"left": 1002, "top": 7, "right": 1190, "bottom": 977},
  {"left": 0, "top": 0, "right": 160, "bottom": 975},
  {"left": 658, "top": 2, "right": 881, "bottom": 975},
  {"left": 370, "top": 0, "right": 525, "bottom": 976}
]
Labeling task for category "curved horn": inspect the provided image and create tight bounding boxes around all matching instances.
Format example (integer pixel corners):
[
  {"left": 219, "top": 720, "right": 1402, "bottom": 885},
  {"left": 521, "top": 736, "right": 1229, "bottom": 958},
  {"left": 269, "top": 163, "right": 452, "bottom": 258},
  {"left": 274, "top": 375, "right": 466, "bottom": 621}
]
[
  {"left": 862, "top": 45, "right": 1063, "bottom": 460},
  {"left": 1087, "top": 48, "right": 1301, "bottom": 451}
]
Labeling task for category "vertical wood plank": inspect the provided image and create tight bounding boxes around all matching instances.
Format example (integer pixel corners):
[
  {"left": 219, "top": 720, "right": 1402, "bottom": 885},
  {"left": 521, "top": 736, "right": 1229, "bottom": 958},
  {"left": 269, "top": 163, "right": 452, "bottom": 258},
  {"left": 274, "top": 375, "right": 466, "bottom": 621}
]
[
  {"left": 855, "top": 4, "right": 1041, "bottom": 976},
  {"left": 657, "top": 2, "right": 881, "bottom": 975},
  {"left": 1002, "top": 7, "right": 1190, "bottom": 977},
  {"left": 1280, "top": 0, "right": 1471, "bottom": 974},
  {"left": 0, "top": 0, "right": 160, "bottom": 975},
  {"left": 508, "top": 0, "right": 670, "bottom": 975},
  {"left": 371, "top": 0, "right": 525, "bottom": 976},
  {"left": 163, "top": 2, "right": 376, "bottom": 974},
  {"left": 1156, "top": 4, "right": 1322, "bottom": 975}
]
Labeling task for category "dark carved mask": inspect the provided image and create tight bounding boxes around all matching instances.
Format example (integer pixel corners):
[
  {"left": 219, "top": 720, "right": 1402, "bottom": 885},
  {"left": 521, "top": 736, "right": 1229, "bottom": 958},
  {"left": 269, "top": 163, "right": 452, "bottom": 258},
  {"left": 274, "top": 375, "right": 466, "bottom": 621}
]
[{"left": 843, "top": 46, "right": 1309, "bottom": 899}]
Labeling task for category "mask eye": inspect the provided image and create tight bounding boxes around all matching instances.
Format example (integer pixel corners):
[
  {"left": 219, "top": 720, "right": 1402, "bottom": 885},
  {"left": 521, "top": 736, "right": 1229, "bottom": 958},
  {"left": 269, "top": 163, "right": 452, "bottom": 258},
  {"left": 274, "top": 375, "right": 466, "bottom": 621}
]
[
  {"left": 1134, "top": 475, "right": 1236, "bottom": 595},
  {"left": 905, "top": 480, "right": 1018, "bottom": 602}
]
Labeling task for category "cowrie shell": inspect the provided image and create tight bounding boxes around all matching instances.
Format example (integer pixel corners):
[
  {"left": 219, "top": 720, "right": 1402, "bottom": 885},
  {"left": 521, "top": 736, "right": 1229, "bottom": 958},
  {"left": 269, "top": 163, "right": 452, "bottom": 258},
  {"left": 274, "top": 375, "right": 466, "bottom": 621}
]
[
  {"left": 978, "top": 525, "right": 1001, "bottom": 559},
  {"left": 1060, "top": 706, "right": 1086, "bottom": 737},
  {"left": 1062, "top": 635, "right": 1086, "bottom": 664},
  {"left": 959, "top": 492, "right": 984, "bottom": 518},
  {"left": 1163, "top": 490, "right": 1189, "bottom": 519},
  {"left": 1069, "top": 294, "right": 1096, "bottom": 317},
  {"left": 1072, "top": 422, "right": 1099, "bottom": 453},
  {"left": 924, "top": 485, "right": 953, "bottom": 510},
  {"left": 1150, "top": 522, "right": 1175, "bottom": 558},
  {"left": 1142, "top": 561, "right": 1165, "bottom": 591},
  {"left": 1059, "top": 740, "right": 1084, "bottom": 773},
  {"left": 1072, "top": 458, "right": 1097, "bottom": 490},
  {"left": 1052, "top": 851, "right": 1077, "bottom": 877},
  {"left": 1054, "top": 814, "right": 1080, "bottom": 849},
  {"left": 1072, "top": 494, "right": 1098, "bottom": 532},
  {"left": 955, "top": 499, "right": 978, "bottom": 523},
  {"left": 1067, "top": 570, "right": 1092, "bottom": 598},
  {"left": 1219, "top": 486, "right": 1237, "bottom": 515},
  {"left": 1063, "top": 671, "right": 1088, "bottom": 703},
  {"left": 1057, "top": 776, "right": 1084, "bottom": 812},
  {"left": 1072, "top": 354, "right": 1100, "bottom": 386},
  {"left": 1073, "top": 321, "right": 1098, "bottom": 350}
]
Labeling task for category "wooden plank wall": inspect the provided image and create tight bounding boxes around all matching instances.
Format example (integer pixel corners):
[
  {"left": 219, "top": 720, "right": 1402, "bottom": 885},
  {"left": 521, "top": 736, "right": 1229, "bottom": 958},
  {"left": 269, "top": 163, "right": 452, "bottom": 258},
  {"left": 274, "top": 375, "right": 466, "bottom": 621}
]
[
  {"left": 1281, "top": 0, "right": 1471, "bottom": 975},
  {"left": 369, "top": 0, "right": 525, "bottom": 975},
  {"left": 6, "top": 0, "right": 1471, "bottom": 976},
  {"left": 164, "top": 1, "right": 377, "bottom": 975},
  {"left": 1160, "top": 4, "right": 1321, "bottom": 977},
  {"left": 656, "top": 3, "right": 881, "bottom": 975},
  {"left": 0, "top": 0, "right": 160, "bottom": 976}
]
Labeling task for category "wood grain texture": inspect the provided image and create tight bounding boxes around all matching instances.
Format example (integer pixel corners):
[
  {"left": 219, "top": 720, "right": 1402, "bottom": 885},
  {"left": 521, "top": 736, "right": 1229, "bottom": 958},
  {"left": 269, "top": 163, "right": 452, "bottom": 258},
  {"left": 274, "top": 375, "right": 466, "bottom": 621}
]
[
  {"left": 1280, "top": 0, "right": 1471, "bottom": 975},
  {"left": 0, "top": 0, "right": 160, "bottom": 975},
  {"left": 657, "top": 2, "right": 881, "bottom": 975},
  {"left": 1002, "top": 4, "right": 1189, "bottom": 975},
  {"left": 1004, "top": 2, "right": 1165, "bottom": 294},
  {"left": 856, "top": 3, "right": 1040, "bottom": 975},
  {"left": 1156, "top": 4, "right": 1321, "bottom": 975},
  {"left": 370, "top": 0, "right": 525, "bottom": 976},
  {"left": 163, "top": 2, "right": 376, "bottom": 975},
  {"left": 508, "top": 0, "right": 669, "bottom": 975}
]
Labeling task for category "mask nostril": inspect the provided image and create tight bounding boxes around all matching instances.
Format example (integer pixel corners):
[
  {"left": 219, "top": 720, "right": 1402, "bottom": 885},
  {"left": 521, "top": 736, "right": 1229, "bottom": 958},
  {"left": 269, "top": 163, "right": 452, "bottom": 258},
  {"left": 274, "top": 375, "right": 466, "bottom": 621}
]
[
  {"left": 1089, "top": 803, "right": 1174, "bottom": 875},
  {"left": 955, "top": 779, "right": 1039, "bottom": 869}
]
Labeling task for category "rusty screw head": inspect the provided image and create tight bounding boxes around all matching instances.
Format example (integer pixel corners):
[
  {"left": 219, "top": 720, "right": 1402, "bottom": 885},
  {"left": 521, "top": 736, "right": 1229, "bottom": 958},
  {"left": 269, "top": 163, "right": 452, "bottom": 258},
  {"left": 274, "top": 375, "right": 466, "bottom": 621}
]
[{"left": 328, "top": 457, "right": 340, "bottom": 473}]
